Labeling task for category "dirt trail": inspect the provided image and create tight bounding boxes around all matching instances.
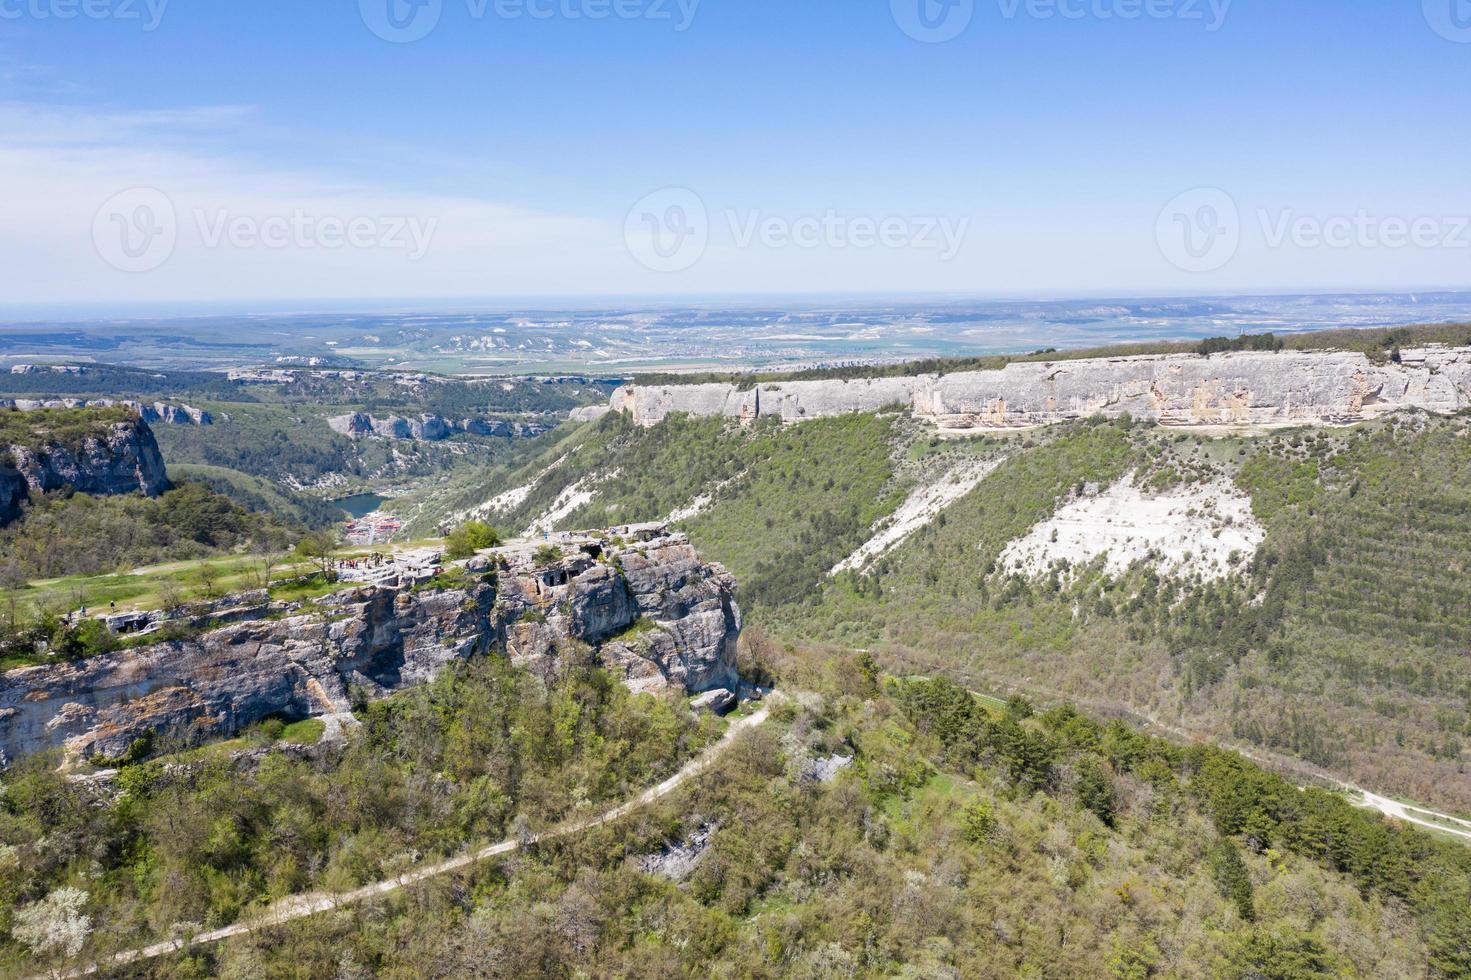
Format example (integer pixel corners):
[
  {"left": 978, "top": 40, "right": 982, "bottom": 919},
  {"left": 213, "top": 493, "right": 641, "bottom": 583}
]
[{"left": 65, "top": 700, "right": 776, "bottom": 977}]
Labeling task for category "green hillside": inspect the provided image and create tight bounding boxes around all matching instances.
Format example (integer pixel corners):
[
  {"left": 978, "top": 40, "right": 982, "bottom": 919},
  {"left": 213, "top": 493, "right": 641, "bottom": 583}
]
[
  {"left": 167, "top": 464, "right": 344, "bottom": 529},
  {"left": 9, "top": 652, "right": 1467, "bottom": 977},
  {"left": 450, "top": 409, "right": 1471, "bottom": 814}
]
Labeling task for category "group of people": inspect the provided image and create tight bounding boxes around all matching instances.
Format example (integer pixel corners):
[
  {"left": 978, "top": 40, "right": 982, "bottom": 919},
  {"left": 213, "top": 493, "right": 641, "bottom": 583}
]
[{"left": 333, "top": 552, "right": 392, "bottom": 573}]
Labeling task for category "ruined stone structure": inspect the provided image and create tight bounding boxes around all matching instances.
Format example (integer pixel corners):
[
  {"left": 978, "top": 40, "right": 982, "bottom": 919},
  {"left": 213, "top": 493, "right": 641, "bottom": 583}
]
[
  {"left": 609, "top": 347, "right": 1471, "bottom": 430},
  {"left": 0, "top": 524, "right": 740, "bottom": 764}
]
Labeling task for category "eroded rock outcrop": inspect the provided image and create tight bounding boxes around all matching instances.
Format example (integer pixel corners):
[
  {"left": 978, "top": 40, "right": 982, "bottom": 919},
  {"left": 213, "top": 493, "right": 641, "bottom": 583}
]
[
  {"left": 495, "top": 526, "right": 742, "bottom": 695},
  {"left": 0, "top": 414, "right": 169, "bottom": 525},
  {"left": 0, "top": 524, "right": 740, "bottom": 764},
  {"left": 611, "top": 346, "right": 1471, "bottom": 431},
  {"left": 328, "top": 412, "right": 552, "bottom": 442},
  {"left": 0, "top": 399, "right": 212, "bottom": 425}
]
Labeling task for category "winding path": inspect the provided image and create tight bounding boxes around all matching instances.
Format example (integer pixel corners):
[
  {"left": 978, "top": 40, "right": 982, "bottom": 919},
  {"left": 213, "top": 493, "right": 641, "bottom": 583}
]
[
  {"left": 70, "top": 701, "right": 775, "bottom": 976},
  {"left": 1351, "top": 788, "right": 1471, "bottom": 843}
]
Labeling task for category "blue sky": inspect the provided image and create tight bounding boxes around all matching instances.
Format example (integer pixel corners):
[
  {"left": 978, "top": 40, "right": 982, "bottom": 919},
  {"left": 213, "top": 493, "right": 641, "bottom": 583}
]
[{"left": 1, "top": 0, "right": 1469, "bottom": 306}]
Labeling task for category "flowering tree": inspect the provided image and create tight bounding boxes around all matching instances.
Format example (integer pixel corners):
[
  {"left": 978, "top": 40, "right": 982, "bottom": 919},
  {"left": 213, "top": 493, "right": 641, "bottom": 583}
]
[{"left": 13, "top": 886, "right": 92, "bottom": 970}]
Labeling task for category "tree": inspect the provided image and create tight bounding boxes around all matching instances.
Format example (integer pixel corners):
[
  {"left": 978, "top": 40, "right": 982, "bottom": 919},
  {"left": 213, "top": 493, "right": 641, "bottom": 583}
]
[
  {"left": 243, "top": 551, "right": 282, "bottom": 592},
  {"left": 0, "top": 558, "right": 24, "bottom": 632},
  {"left": 533, "top": 544, "right": 562, "bottom": 567},
  {"left": 196, "top": 563, "right": 221, "bottom": 598},
  {"left": 962, "top": 798, "right": 997, "bottom": 845},
  {"left": 13, "top": 886, "right": 92, "bottom": 969},
  {"left": 1210, "top": 838, "right": 1256, "bottom": 922},
  {"left": 446, "top": 521, "right": 502, "bottom": 560},
  {"left": 1075, "top": 757, "right": 1117, "bottom": 827},
  {"left": 295, "top": 530, "right": 341, "bottom": 580},
  {"left": 1226, "top": 925, "right": 1336, "bottom": 979}
]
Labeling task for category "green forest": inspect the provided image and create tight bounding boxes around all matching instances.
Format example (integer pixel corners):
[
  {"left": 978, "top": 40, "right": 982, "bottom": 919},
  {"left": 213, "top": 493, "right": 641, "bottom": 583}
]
[{"left": 5, "top": 646, "right": 1467, "bottom": 977}]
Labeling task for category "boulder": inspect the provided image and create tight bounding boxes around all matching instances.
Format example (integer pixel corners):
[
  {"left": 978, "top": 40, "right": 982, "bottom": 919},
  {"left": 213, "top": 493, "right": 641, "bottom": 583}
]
[{"left": 690, "top": 688, "right": 737, "bottom": 715}]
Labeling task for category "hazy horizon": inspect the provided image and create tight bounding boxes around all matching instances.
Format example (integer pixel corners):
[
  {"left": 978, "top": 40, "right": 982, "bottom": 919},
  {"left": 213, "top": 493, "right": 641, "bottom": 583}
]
[{"left": 3, "top": 286, "right": 1471, "bottom": 325}]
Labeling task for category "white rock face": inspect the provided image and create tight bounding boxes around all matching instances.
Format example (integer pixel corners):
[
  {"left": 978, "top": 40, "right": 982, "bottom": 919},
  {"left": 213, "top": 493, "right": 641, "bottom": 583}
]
[
  {"left": 665, "top": 492, "right": 714, "bottom": 524},
  {"left": 478, "top": 482, "right": 536, "bottom": 517},
  {"left": 832, "top": 457, "right": 1004, "bottom": 574},
  {"left": 456, "top": 454, "right": 569, "bottom": 525},
  {"left": 608, "top": 346, "right": 1471, "bottom": 431},
  {"left": 522, "top": 472, "right": 615, "bottom": 536},
  {"left": 999, "top": 474, "right": 1264, "bottom": 581}
]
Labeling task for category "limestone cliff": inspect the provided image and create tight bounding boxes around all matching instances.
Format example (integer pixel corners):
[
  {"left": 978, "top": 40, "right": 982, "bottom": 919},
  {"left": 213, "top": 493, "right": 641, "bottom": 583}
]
[
  {"left": 0, "top": 413, "right": 169, "bottom": 525},
  {"left": 0, "top": 399, "right": 212, "bottom": 426},
  {"left": 328, "top": 411, "right": 552, "bottom": 442},
  {"left": 609, "top": 346, "right": 1471, "bottom": 431},
  {"left": 0, "top": 524, "right": 740, "bottom": 764}
]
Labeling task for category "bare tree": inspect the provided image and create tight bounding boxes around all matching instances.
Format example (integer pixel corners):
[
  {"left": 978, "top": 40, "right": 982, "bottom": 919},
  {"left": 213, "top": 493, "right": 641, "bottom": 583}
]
[
  {"left": 0, "top": 559, "right": 25, "bottom": 632},
  {"left": 196, "top": 563, "right": 221, "bottom": 599}
]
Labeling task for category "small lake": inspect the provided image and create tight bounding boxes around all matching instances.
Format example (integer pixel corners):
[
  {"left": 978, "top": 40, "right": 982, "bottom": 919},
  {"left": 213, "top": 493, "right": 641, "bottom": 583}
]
[{"left": 335, "top": 493, "right": 388, "bottom": 518}]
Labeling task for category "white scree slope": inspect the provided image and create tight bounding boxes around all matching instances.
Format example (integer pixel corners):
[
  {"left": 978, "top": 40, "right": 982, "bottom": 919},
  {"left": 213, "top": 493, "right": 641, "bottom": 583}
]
[
  {"left": 832, "top": 458, "right": 1004, "bottom": 574},
  {"left": 999, "top": 473, "right": 1264, "bottom": 581}
]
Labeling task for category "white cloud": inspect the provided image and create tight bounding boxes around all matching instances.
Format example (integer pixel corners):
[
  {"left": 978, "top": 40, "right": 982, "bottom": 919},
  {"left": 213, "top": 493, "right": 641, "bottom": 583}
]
[
  {"left": 0, "top": 101, "right": 618, "bottom": 303},
  {"left": 3, "top": 100, "right": 1467, "bottom": 306}
]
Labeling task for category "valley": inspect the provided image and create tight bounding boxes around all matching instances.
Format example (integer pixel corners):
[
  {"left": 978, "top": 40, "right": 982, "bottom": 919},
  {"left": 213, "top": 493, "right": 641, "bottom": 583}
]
[
  {"left": 4, "top": 327, "right": 1471, "bottom": 977},
  {"left": 0, "top": 362, "right": 614, "bottom": 534},
  {"left": 443, "top": 331, "right": 1471, "bottom": 817},
  {"left": 13, "top": 7, "right": 1471, "bottom": 975}
]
